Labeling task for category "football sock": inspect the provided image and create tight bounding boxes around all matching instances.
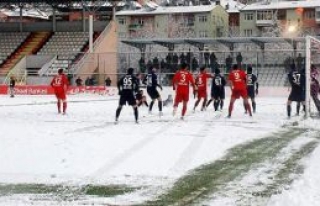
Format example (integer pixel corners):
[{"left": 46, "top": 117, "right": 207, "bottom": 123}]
[
  {"left": 287, "top": 105, "right": 291, "bottom": 117},
  {"left": 63, "top": 102, "right": 67, "bottom": 113},
  {"left": 214, "top": 100, "right": 219, "bottom": 111},
  {"left": 134, "top": 107, "right": 138, "bottom": 121},
  {"left": 245, "top": 103, "right": 252, "bottom": 116},
  {"left": 182, "top": 105, "right": 187, "bottom": 116},
  {"left": 296, "top": 103, "right": 300, "bottom": 115},
  {"left": 144, "top": 101, "right": 148, "bottom": 107},
  {"left": 116, "top": 107, "right": 122, "bottom": 119},
  {"left": 202, "top": 100, "right": 207, "bottom": 109},
  {"left": 220, "top": 100, "right": 224, "bottom": 110},
  {"left": 149, "top": 101, "right": 154, "bottom": 112},
  {"left": 228, "top": 102, "right": 234, "bottom": 116},
  {"left": 252, "top": 101, "right": 256, "bottom": 112},
  {"left": 303, "top": 105, "right": 306, "bottom": 112},
  {"left": 158, "top": 101, "right": 162, "bottom": 112},
  {"left": 206, "top": 99, "right": 212, "bottom": 107},
  {"left": 57, "top": 101, "right": 61, "bottom": 113}
]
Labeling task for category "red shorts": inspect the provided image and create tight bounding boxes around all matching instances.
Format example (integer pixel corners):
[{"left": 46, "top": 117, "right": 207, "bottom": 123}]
[
  {"left": 197, "top": 90, "right": 207, "bottom": 99},
  {"left": 231, "top": 88, "right": 248, "bottom": 99},
  {"left": 174, "top": 92, "right": 189, "bottom": 104},
  {"left": 55, "top": 92, "right": 67, "bottom": 100}
]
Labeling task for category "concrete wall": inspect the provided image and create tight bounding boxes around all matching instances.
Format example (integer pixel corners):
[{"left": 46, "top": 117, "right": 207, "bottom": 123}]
[
  {"left": 0, "top": 21, "right": 109, "bottom": 32},
  {"left": 78, "top": 21, "right": 118, "bottom": 86}
]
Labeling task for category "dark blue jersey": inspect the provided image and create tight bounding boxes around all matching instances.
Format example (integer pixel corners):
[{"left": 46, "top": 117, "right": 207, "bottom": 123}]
[
  {"left": 118, "top": 74, "right": 139, "bottom": 95},
  {"left": 211, "top": 74, "right": 226, "bottom": 90},
  {"left": 288, "top": 71, "right": 305, "bottom": 91},
  {"left": 144, "top": 71, "right": 161, "bottom": 90},
  {"left": 246, "top": 73, "right": 258, "bottom": 89}
]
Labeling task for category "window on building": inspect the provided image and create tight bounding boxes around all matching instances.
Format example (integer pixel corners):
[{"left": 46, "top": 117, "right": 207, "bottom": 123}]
[
  {"left": 199, "top": 15, "right": 207, "bottom": 22},
  {"left": 277, "top": 10, "right": 286, "bottom": 20},
  {"left": 199, "top": 31, "right": 208, "bottom": 37},
  {"left": 317, "top": 11, "right": 320, "bottom": 19},
  {"left": 118, "top": 18, "right": 126, "bottom": 25},
  {"left": 244, "top": 12, "right": 253, "bottom": 21},
  {"left": 304, "top": 10, "right": 315, "bottom": 19},
  {"left": 244, "top": 29, "right": 253, "bottom": 37},
  {"left": 138, "top": 19, "right": 144, "bottom": 26},
  {"left": 118, "top": 32, "right": 126, "bottom": 38},
  {"left": 257, "top": 10, "right": 273, "bottom": 20}
]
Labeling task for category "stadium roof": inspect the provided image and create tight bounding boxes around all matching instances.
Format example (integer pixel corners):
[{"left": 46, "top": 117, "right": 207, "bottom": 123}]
[
  {"left": 122, "top": 37, "right": 315, "bottom": 50},
  {"left": 0, "top": 0, "right": 124, "bottom": 5}
]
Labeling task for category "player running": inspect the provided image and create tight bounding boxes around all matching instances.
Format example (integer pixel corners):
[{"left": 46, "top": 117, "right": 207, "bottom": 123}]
[
  {"left": 50, "top": 68, "right": 69, "bottom": 115},
  {"left": 115, "top": 68, "right": 140, "bottom": 123},
  {"left": 193, "top": 66, "right": 213, "bottom": 112},
  {"left": 206, "top": 68, "right": 226, "bottom": 111},
  {"left": 287, "top": 66, "right": 306, "bottom": 118},
  {"left": 143, "top": 66, "right": 163, "bottom": 115},
  {"left": 227, "top": 64, "right": 252, "bottom": 118},
  {"left": 245, "top": 66, "right": 259, "bottom": 113},
  {"left": 172, "top": 62, "right": 197, "bottom": 119}
]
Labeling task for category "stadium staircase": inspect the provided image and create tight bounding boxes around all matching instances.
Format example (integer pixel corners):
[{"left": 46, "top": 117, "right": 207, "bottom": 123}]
[{"left": 0, "top": 32, "right": 51, "bottom": 75}]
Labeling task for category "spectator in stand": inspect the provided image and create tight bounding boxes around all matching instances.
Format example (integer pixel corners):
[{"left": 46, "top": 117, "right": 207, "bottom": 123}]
[
  {"left": 296, "top": 53, "right": 305, "bottom": 70},
  {"left": 9, "top": 76, "right": 16, "bottom": 98},
  {"left": 236, "top": 52, "right": 243, "bottom": 67},
  {"left": 85, "top": 77, "right": 90, "bottom": 86},
  {"left": 105, "top": 77, "right": 112, "bottom": 86},
  {"left": 226, "top": 54, "right": 233, "bottom": 73},
  {"left": 75, "top": 76, "right": 83, "bottom": 86}
]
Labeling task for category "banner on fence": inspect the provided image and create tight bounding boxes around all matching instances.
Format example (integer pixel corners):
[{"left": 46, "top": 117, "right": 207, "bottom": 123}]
[{"left": 0, "top": 85, "right": 117, "bottom": 96}]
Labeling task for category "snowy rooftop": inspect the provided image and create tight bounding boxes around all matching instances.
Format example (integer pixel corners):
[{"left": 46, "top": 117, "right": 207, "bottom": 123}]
[
  {"left": 116, "top": 4, "right": 218, "bottom": 16},
  {"left": 242, "top": 0, "right": 320, "bottom": 11}
]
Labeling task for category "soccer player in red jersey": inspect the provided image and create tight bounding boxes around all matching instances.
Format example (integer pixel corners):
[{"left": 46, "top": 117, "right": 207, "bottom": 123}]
[
  {"left": 193, "top": 66, "right": 213, "bottom": 112},
  {"left": 50, "top": 68, "right": 69, "bottom": 114},
  {"left": 228, "top": 64, "right": 252, "bottom": 118},
  {"left": 172, "top": 62, "right": 197, "bottom": 119}
]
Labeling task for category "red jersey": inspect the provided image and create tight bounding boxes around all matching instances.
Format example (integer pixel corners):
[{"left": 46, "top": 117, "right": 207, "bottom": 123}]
[
  {"left": 228, "top": 69, "right": 246, "bottom": 90},
  {"left": 51, "top": 74, "right": 69, "bottom": 93},
  {"left": 172, "top": 69, "right": 195, "bottom": 94},
  {"left": 196, "top": 72, "right": 212, "bottom": 92}
]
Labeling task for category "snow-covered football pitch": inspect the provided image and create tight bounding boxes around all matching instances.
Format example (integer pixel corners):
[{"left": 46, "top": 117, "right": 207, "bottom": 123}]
[{"left": 0, "top": 87, "right": 319, "bottom": 206}]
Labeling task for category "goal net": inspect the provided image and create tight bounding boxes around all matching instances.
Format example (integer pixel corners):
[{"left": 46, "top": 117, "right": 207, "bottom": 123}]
[{"left": 305, "top": 36, "right": 320, "bottom": 117}]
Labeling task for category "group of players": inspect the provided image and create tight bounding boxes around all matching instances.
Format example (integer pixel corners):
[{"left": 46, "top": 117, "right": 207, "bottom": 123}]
[
  {"left": 113, "top": 62, "right": 259, "bottom": 123},
  {"left": 50, "top": 61, "right": 320, "bottom": 122}
]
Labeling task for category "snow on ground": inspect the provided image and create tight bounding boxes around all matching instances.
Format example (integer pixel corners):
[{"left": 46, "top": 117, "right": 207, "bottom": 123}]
[{"left": 0, "top": 87, "right": 319, "bottom": 205}]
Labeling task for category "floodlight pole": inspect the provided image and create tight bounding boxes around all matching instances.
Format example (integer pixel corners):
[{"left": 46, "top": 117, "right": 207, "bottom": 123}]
[{"left": 89, "top": 15, "right": 93, "bottom": 53}]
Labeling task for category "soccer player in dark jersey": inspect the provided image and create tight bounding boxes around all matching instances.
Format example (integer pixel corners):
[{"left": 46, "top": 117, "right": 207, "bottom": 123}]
[
  {"left": 115, "top": 68, "right": 140, "bottom": 123},
  {"left": 287, "top": 66, "right": 306, "bottom": 118},
  {"left": 245, "top": 66, "right": 259, "bottom": 113},
  {"left": 143, "top": 66, "right": 163, "bottom": 115},
  {"left": 193, "top": 66, "right": 213, "bottom": 112},
  {"left": 206, "top": 68, "right": 226, "bottom": 111}
]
